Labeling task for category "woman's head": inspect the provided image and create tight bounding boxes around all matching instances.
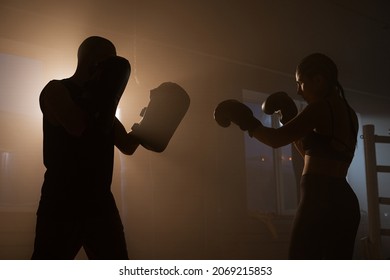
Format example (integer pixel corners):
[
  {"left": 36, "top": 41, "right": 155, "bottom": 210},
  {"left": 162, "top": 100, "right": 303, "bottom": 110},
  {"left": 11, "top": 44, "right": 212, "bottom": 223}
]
[{"left": 295, "top": 53, "right": 339, "bottom": 102}]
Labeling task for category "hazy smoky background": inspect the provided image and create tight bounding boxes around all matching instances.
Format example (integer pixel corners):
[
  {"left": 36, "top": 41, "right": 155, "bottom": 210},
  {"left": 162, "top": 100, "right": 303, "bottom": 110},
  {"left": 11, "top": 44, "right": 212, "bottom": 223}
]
[{"left": 1, "top": 0, "right": 390, "bottom": 259}]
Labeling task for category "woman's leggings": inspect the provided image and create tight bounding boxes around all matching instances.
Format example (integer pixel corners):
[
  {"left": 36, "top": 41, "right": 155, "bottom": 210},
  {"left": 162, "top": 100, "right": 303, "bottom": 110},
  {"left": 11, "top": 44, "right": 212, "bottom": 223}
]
[{"left": 289, "top": 174, "right": 361, "bottom": 259}]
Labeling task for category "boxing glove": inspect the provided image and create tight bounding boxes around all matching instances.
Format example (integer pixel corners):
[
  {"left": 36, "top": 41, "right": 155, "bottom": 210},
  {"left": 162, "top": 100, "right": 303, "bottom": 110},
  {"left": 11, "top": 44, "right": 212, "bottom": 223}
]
[
  {"left": 261, "top": 92, "right": 297, "bottom": 125},
  {"left": 214, "top": 99, "right": 261, "bottom": 135},
  {"left": 131, "top": 82, "right": 190, "bottom": 153}
]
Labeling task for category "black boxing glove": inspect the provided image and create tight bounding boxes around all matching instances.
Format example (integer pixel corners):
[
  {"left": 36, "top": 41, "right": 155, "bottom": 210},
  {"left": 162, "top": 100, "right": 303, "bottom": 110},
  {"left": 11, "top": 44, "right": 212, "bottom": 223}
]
[
  {"left": 261, "top": 92, "right": 298, "bottom": 125},
  {"left": 214, "top": 99, "right": 262, "bottom": 136}
]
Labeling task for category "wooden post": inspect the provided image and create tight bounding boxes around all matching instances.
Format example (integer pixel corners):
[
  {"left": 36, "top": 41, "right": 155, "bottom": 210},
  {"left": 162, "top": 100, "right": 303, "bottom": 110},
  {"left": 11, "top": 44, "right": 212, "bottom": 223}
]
[{"left": 363, "top": 124, "right": 382, "bottom": 259}]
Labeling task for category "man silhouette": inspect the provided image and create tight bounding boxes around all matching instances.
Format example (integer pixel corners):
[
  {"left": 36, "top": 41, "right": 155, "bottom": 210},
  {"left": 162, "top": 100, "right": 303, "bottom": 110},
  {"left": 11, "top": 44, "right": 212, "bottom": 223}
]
[{"left": 32, "top": 36, "right": 139, "bottom": 259}]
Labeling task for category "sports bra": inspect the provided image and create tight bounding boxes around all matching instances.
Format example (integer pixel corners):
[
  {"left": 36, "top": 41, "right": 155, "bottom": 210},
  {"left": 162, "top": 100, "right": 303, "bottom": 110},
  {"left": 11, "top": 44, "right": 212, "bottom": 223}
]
[{"left": 301, "top": 101, "right": 356, "bottom": 163}]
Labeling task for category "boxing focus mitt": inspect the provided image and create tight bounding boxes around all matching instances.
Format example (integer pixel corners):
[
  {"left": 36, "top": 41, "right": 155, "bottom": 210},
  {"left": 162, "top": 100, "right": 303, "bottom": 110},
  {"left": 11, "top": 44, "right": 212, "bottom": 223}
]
[
  {"left": 82, "top": 56, "right": 130, "bottom": 132},
  {"left": 131, "top": 82, "right": 190, "bottom": 153}
]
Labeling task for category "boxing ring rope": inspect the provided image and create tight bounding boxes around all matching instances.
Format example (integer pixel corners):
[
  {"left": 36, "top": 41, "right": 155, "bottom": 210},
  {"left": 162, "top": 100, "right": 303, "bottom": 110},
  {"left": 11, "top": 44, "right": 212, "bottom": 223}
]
[{"left": 362, "top": 124, "right": 390, "bottom": 259}]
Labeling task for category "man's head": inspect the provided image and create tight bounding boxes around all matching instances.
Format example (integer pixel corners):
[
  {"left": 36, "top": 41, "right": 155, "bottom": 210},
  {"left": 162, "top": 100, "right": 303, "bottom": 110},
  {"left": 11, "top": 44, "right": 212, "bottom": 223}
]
[{"left": 77, "top": 36, "right": 116, "bottom": 74}]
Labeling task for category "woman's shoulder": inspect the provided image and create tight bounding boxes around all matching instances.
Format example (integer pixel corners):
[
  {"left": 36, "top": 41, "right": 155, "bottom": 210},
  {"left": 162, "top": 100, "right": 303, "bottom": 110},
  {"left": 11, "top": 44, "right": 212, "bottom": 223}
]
[{"left": 301, "top": 99, "right": 329, "bottom": 118}]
